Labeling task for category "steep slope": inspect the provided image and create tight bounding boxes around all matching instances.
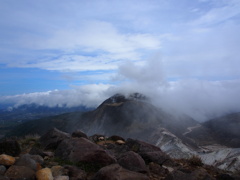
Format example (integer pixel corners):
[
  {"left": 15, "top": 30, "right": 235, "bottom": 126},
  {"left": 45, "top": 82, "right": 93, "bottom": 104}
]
[{"left": 202, "top": 112, "right": 240, "bottom": 148}]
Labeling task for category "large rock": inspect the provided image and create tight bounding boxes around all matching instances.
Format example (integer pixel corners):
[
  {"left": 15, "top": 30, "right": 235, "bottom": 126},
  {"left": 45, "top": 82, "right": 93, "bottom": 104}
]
[
  {"left": 71, "top": 130, "right": 88, "bottom": 139},
  {"left": 0, "top": 154, "right": 15, "bottom": 166},
  {"left": 126, "top": 138, "right": 173, "bottom": 166},
  {"left": 15, "top": 154, "right": 38, "bottom": 170},
  {"left": 126, "top": 138, "right": 162, "bottom": 153},
  {"left": 140, "top": 151, "right": 172, "bottom": 166},
  {"left": 51, "top": 165, "right": 64, "bottom": 177},
  {"left": 55, "top": 137, "right": 116, "bottom": 167},
  {"left": 64, "top": 165, "right": 87, "bottom": 180},
  {"left": 39, "top": 128, "right": 70, "bottom": 150},
  {"left": 92, "top": 164, "right": 149, "bottom": 180},
  {"left": 117, "top": 151, "right": 148, "bottom": 173},
  {"left": 29, "top": 146, "right": 47, "bottom": 157},
  {"left": 36, "top": 168, "right": 53, "bottom": 180},
  {"left": 0, "top": 140, "right": 21, "bottom": 156},
  {"left": 4, "top": 165, "right": 35, "bottom": 179}
]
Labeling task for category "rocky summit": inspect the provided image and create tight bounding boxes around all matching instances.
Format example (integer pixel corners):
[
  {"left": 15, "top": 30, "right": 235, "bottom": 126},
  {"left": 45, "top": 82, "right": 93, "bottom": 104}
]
[{"left": 0, "top": 128, "right": 240, "bottom": 180}]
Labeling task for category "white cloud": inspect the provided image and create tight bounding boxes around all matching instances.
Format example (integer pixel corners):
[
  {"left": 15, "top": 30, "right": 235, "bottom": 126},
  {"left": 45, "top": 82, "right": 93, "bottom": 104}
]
[
  {"left": 116, "top": 58, "right": 240, "bottom": 121},
  {"left": 192, "top": 0, "right": 240, "bottom": 26},
  {"left": 0, "top": 84, "right": 114, "bottom": 108}
]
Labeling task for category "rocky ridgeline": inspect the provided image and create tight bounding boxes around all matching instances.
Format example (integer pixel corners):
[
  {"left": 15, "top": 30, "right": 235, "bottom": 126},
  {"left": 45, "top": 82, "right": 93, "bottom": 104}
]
[{"left": 0, "top": 128, "right": 239, "bottom": 180}]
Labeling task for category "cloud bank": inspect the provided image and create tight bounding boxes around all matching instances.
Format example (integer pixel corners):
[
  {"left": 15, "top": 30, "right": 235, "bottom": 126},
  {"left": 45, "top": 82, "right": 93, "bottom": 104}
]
[{"left": 1, "top": 56, "right": 240, "bottom": 122}]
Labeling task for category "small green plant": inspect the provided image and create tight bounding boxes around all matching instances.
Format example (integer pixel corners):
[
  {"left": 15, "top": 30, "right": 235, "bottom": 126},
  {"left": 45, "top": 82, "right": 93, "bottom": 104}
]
[{"left": 188, "top": 155, "right": 203, "bottom": 166}]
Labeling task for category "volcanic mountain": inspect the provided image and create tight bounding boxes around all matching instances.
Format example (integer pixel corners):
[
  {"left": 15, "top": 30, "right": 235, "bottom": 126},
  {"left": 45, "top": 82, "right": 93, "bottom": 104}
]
[{"left": 5, "top": 93, "right": 240, "bottom": 171}]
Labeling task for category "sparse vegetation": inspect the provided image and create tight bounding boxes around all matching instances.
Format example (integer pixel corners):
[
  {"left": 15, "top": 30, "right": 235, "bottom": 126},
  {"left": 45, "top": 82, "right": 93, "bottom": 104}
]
[
  {"left": 18, "top": 134, "right": 41, "bottom": 152},
  {"left": 188, "top": 155, "right": 203, "bottom": 166}
]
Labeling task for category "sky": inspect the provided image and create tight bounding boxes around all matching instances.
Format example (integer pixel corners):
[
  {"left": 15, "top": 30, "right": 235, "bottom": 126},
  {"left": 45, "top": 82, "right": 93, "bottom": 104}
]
[{"left": 0, "top": 0, "right": 240, "bottom": 121}]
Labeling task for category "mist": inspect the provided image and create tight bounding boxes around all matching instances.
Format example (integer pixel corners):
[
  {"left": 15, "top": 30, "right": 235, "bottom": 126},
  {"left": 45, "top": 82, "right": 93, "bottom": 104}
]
[
  {"left": 115, "top": 55, "right": 240, "bottom": 121},
  {"left": 1, "top": 54, "right": 240, "bottom": 122}
]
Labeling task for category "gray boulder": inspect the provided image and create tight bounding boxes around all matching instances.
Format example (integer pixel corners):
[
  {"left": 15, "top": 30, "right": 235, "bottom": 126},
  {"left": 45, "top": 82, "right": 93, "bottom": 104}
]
[
  {"left": 71, "top": 130, "right": 88, "bottom": 139},
  {"left": 117, "top": 151, "right": 148, "bottom": 173},
  {"left": 55, "top": 137, "right": 116, "bottom": 167},
  {"left": 39, "top": 128, "right": 70, "bottom": 150},
  {"left": 15, "top": 154, "right": 38, "bottom": 171},
  {"left": 4, "top": 165, "right": 35, "bottom": 180}
]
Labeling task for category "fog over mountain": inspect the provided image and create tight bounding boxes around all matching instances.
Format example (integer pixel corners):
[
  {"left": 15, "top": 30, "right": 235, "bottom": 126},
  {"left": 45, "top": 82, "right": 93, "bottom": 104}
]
[{"left": 1, "top": 56, "right": 240, "bottom": 122}]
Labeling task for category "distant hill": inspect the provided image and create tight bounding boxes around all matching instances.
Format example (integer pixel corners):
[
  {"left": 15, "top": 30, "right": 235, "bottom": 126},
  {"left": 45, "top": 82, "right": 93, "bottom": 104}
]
[
  {"left": 0, "top": 103, "right": 92, "bottom": 137},
  {"left": 202, "top": 112, "right": 240, "bottom": 147}
]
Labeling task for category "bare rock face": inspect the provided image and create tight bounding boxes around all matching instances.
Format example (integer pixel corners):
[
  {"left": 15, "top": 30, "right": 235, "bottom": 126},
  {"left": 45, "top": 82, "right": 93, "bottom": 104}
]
[
  {"left": 55, "top": 137, "right": 116, "bottom": 167},
  {"left": 5, "top": 165, "right": 35, "bottom": 179},
  {"left": 117, "top": 151, "right": 148, "bottom": 173},
  {"left": 0, "top": 140, "right": 21, "bottom": 156},
  {"left": 0, "top": 154, "right": 15, "bottom": 166},
  {"left": 39, "top": 128, "right": 70, "bottom": 150},
  {"left": 36, "top": 168, "right": 53, "bottom": 180},
  {"left": 92, "top": 164, "right": 149, "bottom": 180}
]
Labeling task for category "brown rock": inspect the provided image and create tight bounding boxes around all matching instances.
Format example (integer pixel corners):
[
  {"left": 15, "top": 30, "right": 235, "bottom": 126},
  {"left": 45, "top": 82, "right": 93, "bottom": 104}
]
[
  {"left": 71, "top": 130, "right": 88, "bottom": 139},
  {"left": 149, "top": 162, "right": 169, "bottom": 177},
  {"left": 36, "top": 168, "right": 53, "bottom": 180},
  {"left": 54, "top": 176, "right": 69, "bottom": 180},
  {"left": 5, "top": 165, "right": 35, "bottom": 179},
  {"left": 39, "top": 128, "right": 70, "bottom": 150},
  {"left": 51, "top": 166, "right": 64, "bottom": 177},
  {"left": 140, "top": 151, "right": 172, "bottom": 165},
  {"left": 64, "top": 165, "right": 87, "bottom": 179},
  {"left": 117, "top": 151, "right": 148, "bottom": 173},
  {"left": 15, "top": 153, "right": 38, "bottom": 170},
  {"left": 92, "top": 164, "right": 149, "bottom": 180},
  {"left": 165, "top": 170, "right": 192, "bottom": 180},
  {"left": 0, "top": 139, "right": 21, "bottom": 156},
  {"left": 29, "top": 146, "right": 46, "bottom": 157},
  {"left": 0, "top": 154, "right": 15, "bottom": 166},
  {"left": 55, "top": 138, "right": 116, "bottom": 167},
  {"left": 126, "top": 138, "right": 161, "bottom": 153}
]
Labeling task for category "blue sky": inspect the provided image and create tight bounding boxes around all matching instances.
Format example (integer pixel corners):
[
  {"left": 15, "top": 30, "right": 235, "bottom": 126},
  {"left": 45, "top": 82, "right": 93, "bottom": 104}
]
[{"left": 0, "top": 0, "right": 240, "bottom": 120}]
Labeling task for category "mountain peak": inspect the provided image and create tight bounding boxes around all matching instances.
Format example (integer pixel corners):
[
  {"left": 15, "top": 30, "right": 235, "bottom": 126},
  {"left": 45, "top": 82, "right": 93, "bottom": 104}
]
[{"left": 101, "top": 92, "right": 149, "bottom": 105}]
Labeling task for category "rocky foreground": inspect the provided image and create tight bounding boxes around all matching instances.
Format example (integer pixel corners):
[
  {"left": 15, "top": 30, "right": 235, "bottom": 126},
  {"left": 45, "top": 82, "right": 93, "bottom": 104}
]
[{"left": 0, "top": 128, "right": 239, "bottom": 180}]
